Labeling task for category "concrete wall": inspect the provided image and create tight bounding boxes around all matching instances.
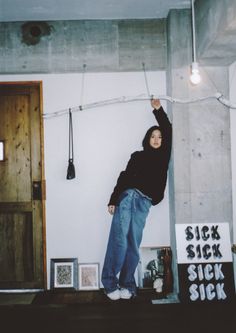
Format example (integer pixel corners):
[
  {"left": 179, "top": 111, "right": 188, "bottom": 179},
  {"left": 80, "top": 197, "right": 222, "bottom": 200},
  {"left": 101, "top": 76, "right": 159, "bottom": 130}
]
[
  {"left": 166, "top": 9, "right": 233, "bottom": 294},
  {"left": 0, "top": 19, "right": 166, "bottom": 73},
  {"left": 195, "top": 0, "right": 236, "bottom": 66},
  {"left": 229, "top": 61, "right": 236, "bottom": 285}
]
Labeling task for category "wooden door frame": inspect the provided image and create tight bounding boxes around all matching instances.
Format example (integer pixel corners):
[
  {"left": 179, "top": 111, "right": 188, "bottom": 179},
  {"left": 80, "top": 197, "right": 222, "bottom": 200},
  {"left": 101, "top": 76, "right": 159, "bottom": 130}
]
[{"left": 0, "top": 81, "right": 47, "bottom": 289}]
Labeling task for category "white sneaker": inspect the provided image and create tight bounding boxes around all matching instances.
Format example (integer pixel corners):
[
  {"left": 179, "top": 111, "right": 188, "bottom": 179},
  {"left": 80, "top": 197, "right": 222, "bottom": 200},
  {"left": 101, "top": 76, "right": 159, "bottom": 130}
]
[
  {"left": 107, "top": 289, "right": 121, "bottom": 301},
  {"left": 120, "top": 288, "right": 133, "bottom": 299}
]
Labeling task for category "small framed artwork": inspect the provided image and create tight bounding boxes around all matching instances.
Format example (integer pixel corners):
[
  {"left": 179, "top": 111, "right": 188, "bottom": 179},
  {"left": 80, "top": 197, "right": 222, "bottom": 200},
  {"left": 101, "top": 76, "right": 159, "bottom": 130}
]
[
  {"left": 78, "top": 263, "right": 100, "bottom": 290},
  {"left": 50, "top": 258, "right": 78, "bottom": 290}
]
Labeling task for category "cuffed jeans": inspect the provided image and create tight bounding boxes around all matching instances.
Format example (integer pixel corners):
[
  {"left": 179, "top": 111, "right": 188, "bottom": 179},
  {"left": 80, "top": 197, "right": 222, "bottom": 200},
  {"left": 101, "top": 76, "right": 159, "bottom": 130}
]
[{"left": 101, "top": 188, "right": 152, "bottom": 295}]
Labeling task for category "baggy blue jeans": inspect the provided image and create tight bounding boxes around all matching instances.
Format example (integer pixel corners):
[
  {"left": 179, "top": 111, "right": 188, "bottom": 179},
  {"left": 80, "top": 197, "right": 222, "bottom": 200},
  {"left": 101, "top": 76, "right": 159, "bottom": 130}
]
[{"left": 101, "top": 188, "right": 152, "bottom": 295}]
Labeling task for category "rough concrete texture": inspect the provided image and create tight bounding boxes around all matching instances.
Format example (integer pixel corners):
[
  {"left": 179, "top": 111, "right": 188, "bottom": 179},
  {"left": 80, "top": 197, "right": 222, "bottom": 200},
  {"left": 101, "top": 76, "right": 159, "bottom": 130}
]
[
  {"left": 166, "top": 10, "right": 193, "bottom": 295},
  {"left": 1, "top": 0, "right": 236, "bottom": 73},
  {"left": 167, "top": 9, "right": 232, "bottom": 227},
  {"left": 167, "top": 9, "right": 192, "bottom": 70},
  {"left": 196, "top": 0, "right": 236, "bottom": 66},
  {"left": 0, "top": 19, "right": 166, "bottom": 74},
  {"left": 166, "top": 9, "right": 232, "bottom": 292}
]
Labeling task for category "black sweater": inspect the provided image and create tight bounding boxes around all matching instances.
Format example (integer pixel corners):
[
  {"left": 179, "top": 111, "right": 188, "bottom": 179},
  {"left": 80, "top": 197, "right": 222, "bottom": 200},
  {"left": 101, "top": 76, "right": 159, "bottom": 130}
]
[{"left": 108, "top": 107, "right": 172, "bottom": 206}]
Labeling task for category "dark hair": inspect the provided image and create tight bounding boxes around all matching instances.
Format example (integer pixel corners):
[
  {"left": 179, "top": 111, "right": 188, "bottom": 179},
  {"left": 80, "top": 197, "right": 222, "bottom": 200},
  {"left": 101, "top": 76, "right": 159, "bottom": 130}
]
[{"left": 142, "top": 125, "right": 161, "bottom": 150}]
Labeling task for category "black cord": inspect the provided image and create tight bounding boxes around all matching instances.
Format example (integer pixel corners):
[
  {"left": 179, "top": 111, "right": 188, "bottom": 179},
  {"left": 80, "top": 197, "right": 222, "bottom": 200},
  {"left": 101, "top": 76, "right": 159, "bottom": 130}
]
[
  {"left": 68, "top": 108, "right": 74, "bottom": 161},
  {"left": 66, "top": 109, "right": 76, "bottom": 179}
]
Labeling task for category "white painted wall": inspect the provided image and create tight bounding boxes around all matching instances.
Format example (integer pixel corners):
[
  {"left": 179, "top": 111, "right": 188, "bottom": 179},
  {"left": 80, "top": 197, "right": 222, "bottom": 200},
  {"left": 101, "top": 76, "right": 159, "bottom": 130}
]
[
  {"left": 229, "top": 61, "right": 236, "bottom": 285},
  {"left": 0, "top": 71, "right": 170, "bottom": 289}
]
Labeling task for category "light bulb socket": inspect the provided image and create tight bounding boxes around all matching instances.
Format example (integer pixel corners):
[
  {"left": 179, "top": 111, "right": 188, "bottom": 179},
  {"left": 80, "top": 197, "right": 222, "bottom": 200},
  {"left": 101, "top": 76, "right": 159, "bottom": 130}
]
[
  {"left": 191, "top": 62, "right": 199, "bottom": 73},
  {"left": 190, "top": 62, "right": 201, "bottom": 84}
]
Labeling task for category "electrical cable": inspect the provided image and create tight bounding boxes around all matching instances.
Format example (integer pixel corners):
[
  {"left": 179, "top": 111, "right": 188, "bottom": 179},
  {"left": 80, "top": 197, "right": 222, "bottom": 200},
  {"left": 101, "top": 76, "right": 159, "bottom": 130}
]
[
  {"left": 80, "top": 64, "right": 86, "bottom": 106},
  {"left": 191, "top": 0, "right": 196, "bottom": 63},
  {"left": 142, "top": 62, "right": 152, "bottom": 98}
]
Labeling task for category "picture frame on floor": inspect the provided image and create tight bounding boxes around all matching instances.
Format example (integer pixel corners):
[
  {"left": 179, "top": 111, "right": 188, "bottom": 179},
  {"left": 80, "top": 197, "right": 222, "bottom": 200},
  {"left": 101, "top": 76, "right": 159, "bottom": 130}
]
[
  {"left": 50, "top": 258, "right": 78, "bottom": 290},
  {"left": 78, "top": 263, "right": 100, "bottom": 290}
]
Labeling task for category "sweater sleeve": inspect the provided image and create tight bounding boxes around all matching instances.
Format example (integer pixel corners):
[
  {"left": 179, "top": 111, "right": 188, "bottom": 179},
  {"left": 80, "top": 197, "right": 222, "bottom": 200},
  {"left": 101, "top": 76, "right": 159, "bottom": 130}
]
[
  {"left": 153, "top": 106, "right": 172, "bottom": 163},
  {"left": 108, "top": 152, "right": 139, "bottom": 206}
]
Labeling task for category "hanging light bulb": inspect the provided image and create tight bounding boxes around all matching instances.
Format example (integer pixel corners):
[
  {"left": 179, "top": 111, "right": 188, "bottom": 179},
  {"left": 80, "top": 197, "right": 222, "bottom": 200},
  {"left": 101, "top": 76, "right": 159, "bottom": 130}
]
[
  {"left": 190, "top": 61, "right": 201, "bottom": 85},
  {"left": 190, "top": 0, "right": 201, "bottom": 85}
]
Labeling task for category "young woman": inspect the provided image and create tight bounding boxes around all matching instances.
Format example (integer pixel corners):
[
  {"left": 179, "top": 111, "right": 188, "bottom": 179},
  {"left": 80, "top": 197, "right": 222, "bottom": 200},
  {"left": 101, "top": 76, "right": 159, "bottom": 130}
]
[{"left": 101, "top": 98, "right": 172, "bottom": 300}]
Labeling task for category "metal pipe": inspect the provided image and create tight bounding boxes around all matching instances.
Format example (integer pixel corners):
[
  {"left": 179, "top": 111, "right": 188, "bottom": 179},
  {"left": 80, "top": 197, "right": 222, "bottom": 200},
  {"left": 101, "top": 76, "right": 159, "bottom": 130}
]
[{"left": 191, "top": 0, "right": 196, "bottom": 63}]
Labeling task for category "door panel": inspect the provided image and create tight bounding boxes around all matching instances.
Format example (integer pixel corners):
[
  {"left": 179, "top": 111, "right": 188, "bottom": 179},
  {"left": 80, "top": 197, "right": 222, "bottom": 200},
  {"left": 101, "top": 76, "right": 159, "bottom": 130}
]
[
  {"left": 0, "top": 212, "right": 33, "bottom": 282},
  {"left": 0, "top": 83, "right": 45, "bottom": 289},
  {"left": 0, "top": 94, "right": 31, "bottom": 201}
]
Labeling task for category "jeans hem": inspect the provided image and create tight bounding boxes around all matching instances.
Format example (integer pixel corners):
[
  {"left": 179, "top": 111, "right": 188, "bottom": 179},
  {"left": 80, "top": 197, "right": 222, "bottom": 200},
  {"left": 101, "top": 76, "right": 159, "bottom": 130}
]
[
  {"left": 120, "top": 286, "right": 137, "bottom": 296},
  {"left": 103, "top": 287, "right": 119, "bottom": 295}
]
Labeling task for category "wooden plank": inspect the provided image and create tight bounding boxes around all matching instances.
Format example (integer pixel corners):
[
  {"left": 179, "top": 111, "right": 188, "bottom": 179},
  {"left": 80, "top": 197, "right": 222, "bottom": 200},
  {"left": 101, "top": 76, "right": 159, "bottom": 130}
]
[
  {"left": 0, "top": 94, "right": 31, "bottom": 201},
  {"left": 38, "top": 81, "right": 48, "bottom": 289},
  {"left": 0, "top": 212, "right": 33, "bottom": 282},
  {"left": 32, "top": 201, "right": 44, "bottom": 283},
  {"left": 30, "top": 85, "right": 42, "bottom": 180},
  {"left": 0, "top": 202, "right": 32, "bottom": 212},
  {"left": 0, "top": 82, "right": 41, "bottom": 95},
  {"left": 14, "top": 95, "right": 31, "bottom": 201}
]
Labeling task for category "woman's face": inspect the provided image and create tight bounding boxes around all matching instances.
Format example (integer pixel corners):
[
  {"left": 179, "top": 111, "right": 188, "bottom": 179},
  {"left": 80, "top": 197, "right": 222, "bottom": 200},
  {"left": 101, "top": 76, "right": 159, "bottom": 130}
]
[{"left": 149, "top": 129, "right": 162, "bottom": 149}]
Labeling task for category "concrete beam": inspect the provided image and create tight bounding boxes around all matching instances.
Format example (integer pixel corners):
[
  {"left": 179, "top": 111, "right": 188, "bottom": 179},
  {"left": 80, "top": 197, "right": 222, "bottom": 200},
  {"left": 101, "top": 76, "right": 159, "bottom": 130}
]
[
  {"left": 0, "top": 19, "right": 166, "bottom": 74},
  {"left": 196, "top": 0, "right": 236, "bottom": 66}
]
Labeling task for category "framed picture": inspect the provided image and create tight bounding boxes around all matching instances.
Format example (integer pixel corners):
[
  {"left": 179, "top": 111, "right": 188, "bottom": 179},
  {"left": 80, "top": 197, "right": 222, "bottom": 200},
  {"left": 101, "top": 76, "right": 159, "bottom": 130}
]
[
  {"left": 138, "top": 247, "right": 167, "bottom": 289},
  {"left": 50, "top": 258, "right": 78, "bottom": 290},
  {"left": 78, "top": 263, "right": 100, "bottom": 290}
]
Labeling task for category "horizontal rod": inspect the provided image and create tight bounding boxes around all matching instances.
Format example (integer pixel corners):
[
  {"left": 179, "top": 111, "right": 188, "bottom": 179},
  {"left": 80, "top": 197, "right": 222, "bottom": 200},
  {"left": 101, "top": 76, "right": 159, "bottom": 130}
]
[{"left": 43, "top": 92, "right": 236, "bottom": 119}]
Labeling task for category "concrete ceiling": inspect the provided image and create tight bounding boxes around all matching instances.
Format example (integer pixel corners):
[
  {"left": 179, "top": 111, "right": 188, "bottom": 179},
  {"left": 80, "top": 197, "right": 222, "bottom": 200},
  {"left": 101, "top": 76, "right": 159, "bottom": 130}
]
[{"left": 0, "top": 0, "right": 190, "bottom": 22}]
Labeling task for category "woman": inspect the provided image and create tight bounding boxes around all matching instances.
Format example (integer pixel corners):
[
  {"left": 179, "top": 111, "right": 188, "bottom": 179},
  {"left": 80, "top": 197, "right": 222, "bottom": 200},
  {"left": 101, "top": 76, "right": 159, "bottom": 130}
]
[{"left": 101, "top": 98, "right": 172, "bottom": 300}]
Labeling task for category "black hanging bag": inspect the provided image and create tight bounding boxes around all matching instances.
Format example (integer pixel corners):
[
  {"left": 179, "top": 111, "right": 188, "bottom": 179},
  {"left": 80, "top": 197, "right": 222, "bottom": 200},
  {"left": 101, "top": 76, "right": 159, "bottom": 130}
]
[{"left": 66, "top": 109, "right": 76, "bottom": 179}]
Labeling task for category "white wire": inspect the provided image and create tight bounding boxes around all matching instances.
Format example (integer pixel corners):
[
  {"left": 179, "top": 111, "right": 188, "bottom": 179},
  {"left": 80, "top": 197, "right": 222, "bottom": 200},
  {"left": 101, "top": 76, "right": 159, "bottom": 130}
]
[{"left": 43, "top": 92, "right": 236, "bottom": 119}]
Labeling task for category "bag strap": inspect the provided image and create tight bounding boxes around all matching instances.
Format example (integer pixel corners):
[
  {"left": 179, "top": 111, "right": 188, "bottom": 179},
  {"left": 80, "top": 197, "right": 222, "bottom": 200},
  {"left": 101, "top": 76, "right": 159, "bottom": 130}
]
[{"left": 68, "top": 109, "right": 74, "bottom": 161}]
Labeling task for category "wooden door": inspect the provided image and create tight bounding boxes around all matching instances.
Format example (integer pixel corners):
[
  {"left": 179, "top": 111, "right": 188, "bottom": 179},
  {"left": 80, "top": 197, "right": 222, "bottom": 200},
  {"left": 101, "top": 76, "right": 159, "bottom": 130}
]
[{"left": 0, "top": 82, "right": 46, "bottom": 289}]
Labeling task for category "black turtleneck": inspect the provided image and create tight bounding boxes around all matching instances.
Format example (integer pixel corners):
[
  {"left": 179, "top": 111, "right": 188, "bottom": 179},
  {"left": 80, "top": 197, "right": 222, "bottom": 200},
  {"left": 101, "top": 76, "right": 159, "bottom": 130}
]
[{"left": 108, "top": 107, "right": 172, "bottom": 206}]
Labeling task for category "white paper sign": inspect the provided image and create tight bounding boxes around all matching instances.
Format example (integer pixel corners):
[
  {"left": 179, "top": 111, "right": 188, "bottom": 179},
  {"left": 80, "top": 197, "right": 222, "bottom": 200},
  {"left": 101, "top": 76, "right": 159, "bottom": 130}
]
[{"left": 175, "top": 223, "right": 232, "bottom": 264}]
